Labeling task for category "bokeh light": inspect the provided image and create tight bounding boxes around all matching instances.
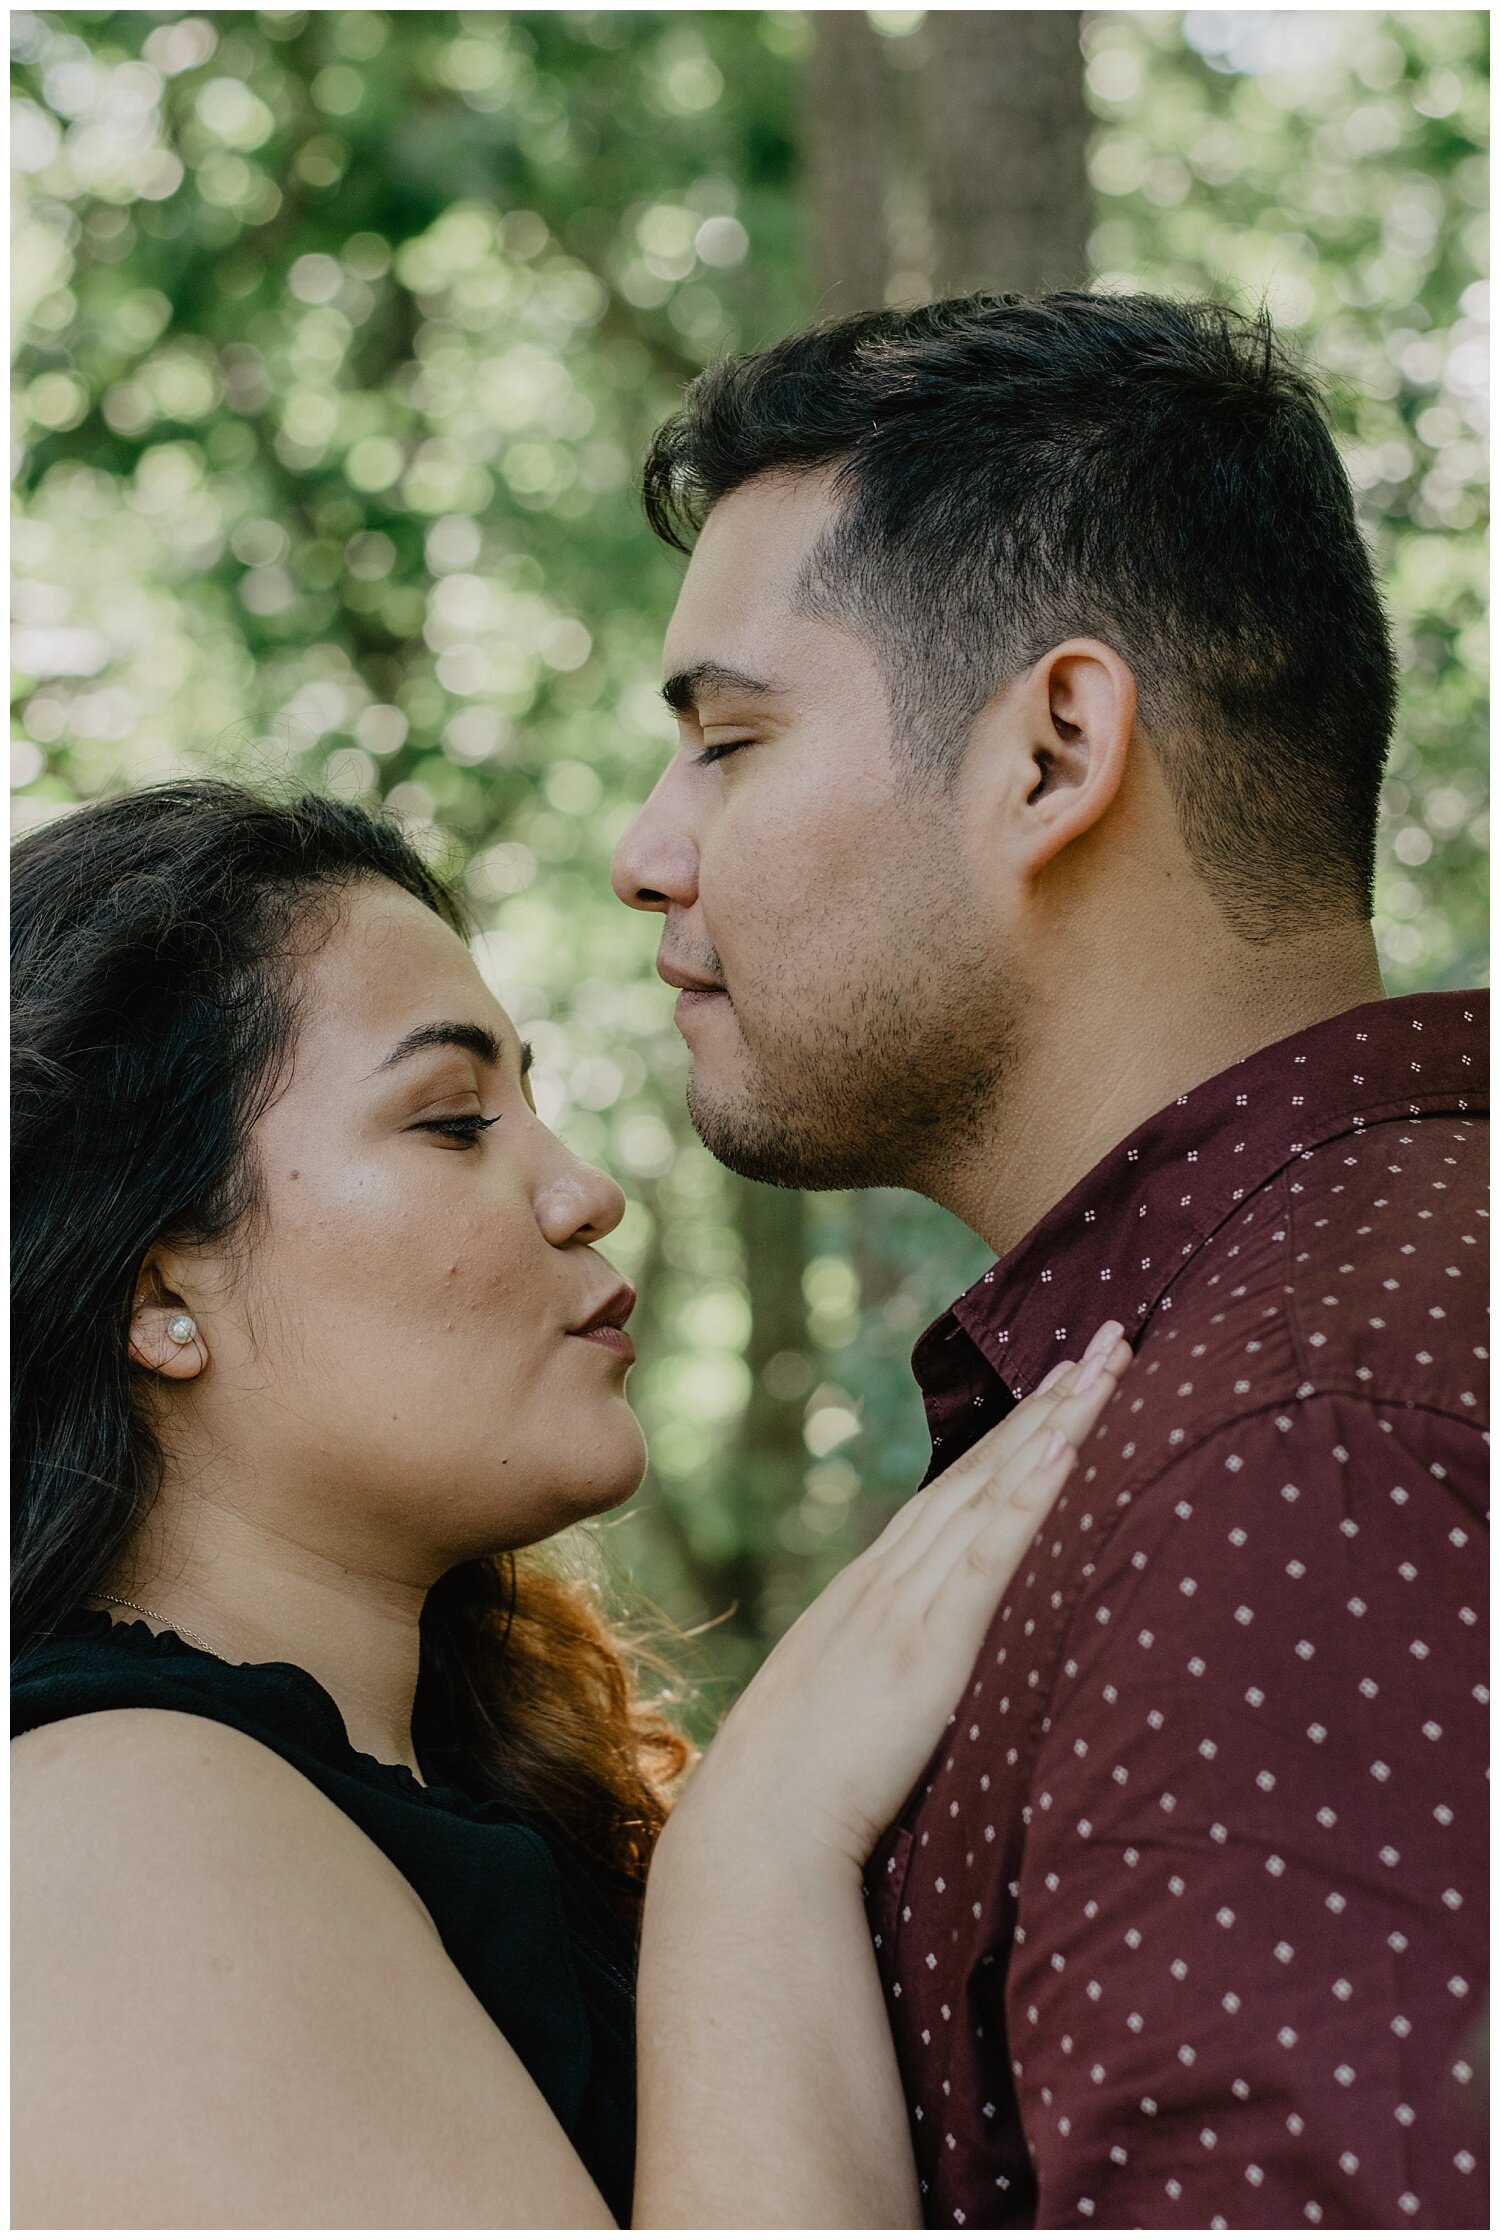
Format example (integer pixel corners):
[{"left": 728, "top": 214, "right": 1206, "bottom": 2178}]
[{"left": 11, "top": 9, "right": 1486, "bottom": 1704}]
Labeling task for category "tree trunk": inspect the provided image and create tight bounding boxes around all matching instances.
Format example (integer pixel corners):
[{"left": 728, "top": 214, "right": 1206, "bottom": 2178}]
[
  {"left": 731, "top": 8, "right": 1094, "bottom": 1655},
  {"left": 803, "top": 12, "right": 891, "bottom": 313},
  {"left": 630, "top": 1183, "right": 745, "bottom": 1631},
  {"left": 917, "top": 11, "right": 1091, "bottom": 296},
  {"left": 724, "top": 1174, "right": 810, "bottom": 1643}
]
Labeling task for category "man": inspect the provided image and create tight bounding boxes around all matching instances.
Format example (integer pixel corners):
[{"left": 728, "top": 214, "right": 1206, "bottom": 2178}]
[{"left": 612, "top": 292, "right": 1487, "bottom": 2229}]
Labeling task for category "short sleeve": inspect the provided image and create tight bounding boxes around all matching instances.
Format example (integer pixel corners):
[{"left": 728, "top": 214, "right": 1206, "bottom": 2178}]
[{"left": 1004, "top": 1396, "right": 1487, "bottom": 2230}]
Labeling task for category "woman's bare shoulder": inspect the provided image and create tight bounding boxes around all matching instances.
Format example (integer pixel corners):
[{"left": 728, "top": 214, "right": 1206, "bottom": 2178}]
[
  {"left": 13, "top": 1705, "right": 429, "bottom": 1917},
  {"left": 12, "top": 1709, "right": 615, "bottom": 2230}
]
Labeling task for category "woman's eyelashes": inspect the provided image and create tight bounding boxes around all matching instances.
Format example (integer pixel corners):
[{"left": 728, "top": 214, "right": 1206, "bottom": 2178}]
[
  {"left": 411, "top": 1113, "right": 501, "bottom": 1148},
  {"left": 695, "top": 737, "right": 753, "bottom": 768}
]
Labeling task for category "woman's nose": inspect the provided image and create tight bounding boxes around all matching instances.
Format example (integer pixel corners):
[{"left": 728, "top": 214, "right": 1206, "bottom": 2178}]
[{"left": 536, "top": 1158, "right": 627, "bottom": 1247}]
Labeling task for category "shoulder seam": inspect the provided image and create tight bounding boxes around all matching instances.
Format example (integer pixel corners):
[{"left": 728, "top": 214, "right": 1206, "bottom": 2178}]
[
  {"left": 1020, "top": 1385, "right": 1485, "bottom": 1820},
  {"left": 1078, "top": 1386, "right": 1486, "bottom": 1544},
  {"left": 1273, "top": 1167, "right": 1316, "bottom": 1388}
]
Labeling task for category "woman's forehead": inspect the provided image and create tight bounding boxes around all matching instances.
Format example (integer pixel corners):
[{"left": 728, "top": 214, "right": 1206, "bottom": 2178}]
[{"left": 293, "top": 880, "right": 510, "bottom": 1068}]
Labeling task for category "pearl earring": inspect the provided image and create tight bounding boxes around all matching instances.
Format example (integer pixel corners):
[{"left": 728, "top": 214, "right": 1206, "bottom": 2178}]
[{"left": 167, "top": 1314, "right": 198, "bottom": 1345}]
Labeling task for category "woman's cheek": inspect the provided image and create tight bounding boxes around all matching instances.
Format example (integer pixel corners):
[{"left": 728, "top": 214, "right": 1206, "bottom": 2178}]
[{"left": 429, "top": 1216, "right": 550, "bottom": 1347}]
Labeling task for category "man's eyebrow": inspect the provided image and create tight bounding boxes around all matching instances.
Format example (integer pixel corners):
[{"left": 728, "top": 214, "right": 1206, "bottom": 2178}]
[
  {"left": 375, "top": 1020, "right": 525, "bottom": 1075},
  {"left": 661, "top": 660, "right": 782, "bottom": 716}
]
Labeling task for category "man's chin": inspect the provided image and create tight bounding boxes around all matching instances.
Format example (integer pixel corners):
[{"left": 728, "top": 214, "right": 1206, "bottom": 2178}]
[{"left": 685, "top": 1074, "right": 901, "bottom": 1193}]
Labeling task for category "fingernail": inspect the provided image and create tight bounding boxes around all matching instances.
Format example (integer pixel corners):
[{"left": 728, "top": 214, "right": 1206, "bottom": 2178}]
[
  {"left": 1036, "top": 1360, "right": 1075, "bottom": 1396},
  {"left": 1044, "top": 1429, "right": 1068, "bottom": 1465},
  {"left": 1086, "top": 1319, "right": 1125, "bottom": 1358},
  {"left": 1075, "top": 1351, "right": 1106, "bottom": 1393}
]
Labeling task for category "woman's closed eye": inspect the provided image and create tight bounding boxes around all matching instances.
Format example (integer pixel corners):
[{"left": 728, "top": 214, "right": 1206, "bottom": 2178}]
[
  {"left": 410, "top": 1113, "right": 501, "bottom": 1148},
  {"left": 695, "top": 738, "right": 754, "bottom": 768}
]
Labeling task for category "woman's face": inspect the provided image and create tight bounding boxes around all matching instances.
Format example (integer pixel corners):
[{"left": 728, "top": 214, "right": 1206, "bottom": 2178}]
[{"left": 171, "top": 877, "right": 645, "bottom": 1585}]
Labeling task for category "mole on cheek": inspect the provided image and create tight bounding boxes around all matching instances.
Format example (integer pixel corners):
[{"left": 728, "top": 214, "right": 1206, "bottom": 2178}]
[{"left": 288, "top": 1171, "right": 300, "bottom": 1181}]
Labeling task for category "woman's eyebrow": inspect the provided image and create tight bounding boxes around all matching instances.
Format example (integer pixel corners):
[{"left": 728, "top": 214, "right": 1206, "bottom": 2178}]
[{"left": 375, "top": 1021, "right": 503, "bottom": 1074}]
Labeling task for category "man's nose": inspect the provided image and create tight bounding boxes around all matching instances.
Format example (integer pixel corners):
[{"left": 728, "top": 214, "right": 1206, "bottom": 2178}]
[{"left": 610, "top": 764, "right": 700, "bottom": 916}]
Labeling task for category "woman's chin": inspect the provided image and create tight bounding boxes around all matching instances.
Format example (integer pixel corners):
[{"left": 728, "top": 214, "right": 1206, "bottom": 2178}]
[
  {"left": 598, "top": 1412, "right": 650, "bottom": 1510},
  {"left": 421, "top": 1404, "right": 649, "bottom": 1562},
  {"left": 569, "top": 1448, "right": 648, "bottom": 1524},
  {"left": 530, "top": 1407, "right": 649, "bottom": 1531}
]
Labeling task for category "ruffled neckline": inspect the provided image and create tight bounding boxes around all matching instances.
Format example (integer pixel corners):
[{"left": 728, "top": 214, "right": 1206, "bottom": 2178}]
[{"left": 54, "top": 1604, "right": 510, "bottom": 1825}]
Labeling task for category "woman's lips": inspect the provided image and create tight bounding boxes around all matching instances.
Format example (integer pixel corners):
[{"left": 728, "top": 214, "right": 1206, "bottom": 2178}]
[{"left": 573, "top": 1324, "right": 636, "bottom": 1364}]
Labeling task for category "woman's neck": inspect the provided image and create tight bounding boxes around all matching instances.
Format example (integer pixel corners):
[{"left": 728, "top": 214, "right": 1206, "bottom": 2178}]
[{"left": 92, "top": 1498, "right": 431, "bottom": 1779}]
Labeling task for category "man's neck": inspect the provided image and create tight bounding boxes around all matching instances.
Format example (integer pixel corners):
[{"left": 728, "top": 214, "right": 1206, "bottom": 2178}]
[{"left": 936, "top": 925, "right": 1386, "bottom": 1260}]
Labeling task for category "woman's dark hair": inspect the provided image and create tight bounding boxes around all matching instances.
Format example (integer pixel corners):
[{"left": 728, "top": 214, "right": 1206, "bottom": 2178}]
[
  {"left": 644, "top": 289, "right": 1397, "bottom": 940},
  {"left": 12, "top": 780, "right": 688, "bottom": 1921}
]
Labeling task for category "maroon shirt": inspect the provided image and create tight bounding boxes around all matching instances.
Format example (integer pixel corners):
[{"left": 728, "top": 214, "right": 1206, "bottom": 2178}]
[{"left": 868, "top": 992, "right": 1488, "bottom": 2230}]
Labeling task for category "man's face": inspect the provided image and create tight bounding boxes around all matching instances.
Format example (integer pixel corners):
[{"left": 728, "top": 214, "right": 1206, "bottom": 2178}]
[{"left": 611, "top": 471, "right": 1021, "bottom": 1192}]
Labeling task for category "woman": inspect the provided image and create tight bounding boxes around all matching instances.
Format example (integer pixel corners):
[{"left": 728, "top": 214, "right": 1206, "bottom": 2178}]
[{"left": 12, "top": 781, "right": 1129, "bottom": 2228}]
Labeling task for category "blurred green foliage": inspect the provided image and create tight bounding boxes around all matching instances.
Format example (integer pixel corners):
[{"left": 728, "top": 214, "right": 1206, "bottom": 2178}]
[
  {"left": 1082, "top": 9, "right": 1488, "bottom": 989},
  {"left": 12, "top": 10, "right": 1487, "bottom": 1715}
]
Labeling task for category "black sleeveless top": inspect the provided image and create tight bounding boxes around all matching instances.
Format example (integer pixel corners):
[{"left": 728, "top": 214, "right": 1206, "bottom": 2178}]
[{"left": 12, "top": 1609, "right": 638, "bottom": 2222}]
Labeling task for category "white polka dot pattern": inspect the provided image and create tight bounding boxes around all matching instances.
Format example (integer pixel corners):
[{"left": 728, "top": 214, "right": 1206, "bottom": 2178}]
[{"left": 870, "top": 993, "right": 1488, "bottom": 2228}]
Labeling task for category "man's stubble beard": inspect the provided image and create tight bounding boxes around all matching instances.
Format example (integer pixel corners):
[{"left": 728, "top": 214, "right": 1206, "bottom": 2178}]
[{"left": 685, "top": 912, "right": 1024, "bottom": 1197}]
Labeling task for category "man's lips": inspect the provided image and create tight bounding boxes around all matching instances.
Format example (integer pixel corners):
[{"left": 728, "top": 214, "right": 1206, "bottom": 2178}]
[
  {"left": 657, "top": 958, "right": 726, "bottom": 996},
  {"left": 656, "top": 958, "right": 728, "bottom": 1026},
  {"left": 672, "top": 986, "right": 727, "bottom": 1027}
]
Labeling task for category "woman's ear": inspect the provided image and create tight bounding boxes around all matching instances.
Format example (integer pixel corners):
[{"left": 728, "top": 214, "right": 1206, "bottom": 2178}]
[
  {"left": 981, "top": 638, "right": 1136, "bottom": 875},
  {"left": 128, "top": 1257, "right": 208, "bottom": 1381}
]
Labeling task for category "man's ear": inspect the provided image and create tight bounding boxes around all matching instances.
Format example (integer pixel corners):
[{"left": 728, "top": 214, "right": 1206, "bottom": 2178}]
[
  {"left": 973, "top": 639, "right": 1137, "bottom": 876},
  {"left": 128, "top": 1254, "right": 207, "bottom": 1381}
]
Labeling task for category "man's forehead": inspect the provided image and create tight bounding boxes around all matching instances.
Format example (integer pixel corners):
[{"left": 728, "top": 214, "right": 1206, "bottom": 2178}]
[
  {"left": 662, "top": 480, "right": 847, "bottom": 690},
  {"left": 693, "top": 470, "right": 840, "bottom": 579}
]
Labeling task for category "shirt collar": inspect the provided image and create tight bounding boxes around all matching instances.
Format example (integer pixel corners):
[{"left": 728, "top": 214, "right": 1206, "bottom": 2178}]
[{"left": 913, "top": 990, "right": 1487, "bottom": 1432}]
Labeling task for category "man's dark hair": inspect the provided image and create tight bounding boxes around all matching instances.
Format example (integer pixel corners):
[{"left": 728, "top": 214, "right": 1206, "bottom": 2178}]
[{"left": 643, "top": 291, "right": 1396, "bottom": 937}]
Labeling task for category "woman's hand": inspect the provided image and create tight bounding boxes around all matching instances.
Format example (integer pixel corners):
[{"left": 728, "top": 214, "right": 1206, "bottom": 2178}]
[
  {"left": 634, "top": 1319, "right": 1131, "bottom": 2230},
  {"left": 670, "top": 1320, "right": 1131, "bottom": 1880}
]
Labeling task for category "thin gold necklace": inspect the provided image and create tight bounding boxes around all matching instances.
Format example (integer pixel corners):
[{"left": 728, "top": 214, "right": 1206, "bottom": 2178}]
[{"left": 88, "top": 1595, "right": 220, "bottom": 1658}]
